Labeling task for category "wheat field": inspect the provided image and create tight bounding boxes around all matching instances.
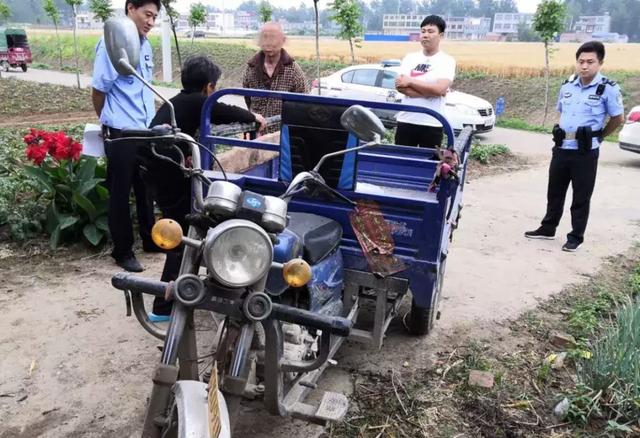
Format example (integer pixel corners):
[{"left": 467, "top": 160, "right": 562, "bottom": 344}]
[{"left": 216, "top": 36, "right": 640, "bottom": 76}]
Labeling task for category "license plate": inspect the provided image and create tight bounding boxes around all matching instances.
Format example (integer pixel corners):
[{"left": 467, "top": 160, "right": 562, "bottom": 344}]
[{"left": 16, "top": 55, "right": 24, "bottom": 61}]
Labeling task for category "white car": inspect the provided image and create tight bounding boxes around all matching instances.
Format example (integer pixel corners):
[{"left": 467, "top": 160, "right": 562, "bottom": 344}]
[
  {"left": 619, "top": 105, "right": 640, "bottom": 153},
  {"left": 311, "top": 61, "right": 496, "bottom": 133}
]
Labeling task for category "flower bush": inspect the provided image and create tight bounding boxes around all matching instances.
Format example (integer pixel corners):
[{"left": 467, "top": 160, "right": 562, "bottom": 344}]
[{"left": 22, "top": 128, "right": 109, "bottom": 249}]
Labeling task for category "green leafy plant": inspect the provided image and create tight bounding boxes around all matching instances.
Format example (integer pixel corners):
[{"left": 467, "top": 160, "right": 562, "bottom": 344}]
[
  {"left": 469, "top": 143, "right": 509, "bottom": 164},
  {"left": 570, "top": 298, "right": 640, "bottom": 425},
  {"left": 22, "top": 128, "right": 109, "bottom": 249}
]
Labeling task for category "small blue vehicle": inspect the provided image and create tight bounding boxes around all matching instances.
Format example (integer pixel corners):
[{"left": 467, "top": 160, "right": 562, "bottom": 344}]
[{"left": 107, "top": 15, "right": 472, "bottom": 433}]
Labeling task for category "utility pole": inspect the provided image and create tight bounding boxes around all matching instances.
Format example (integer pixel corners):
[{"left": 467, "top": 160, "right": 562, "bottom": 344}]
[{"left": 162, "top": 11, "right": 172, "bottom": 83}]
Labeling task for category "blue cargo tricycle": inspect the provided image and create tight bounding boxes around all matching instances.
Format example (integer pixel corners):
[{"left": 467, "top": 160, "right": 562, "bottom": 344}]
[{"left": 113, "top": 90, "right": 471, "bottom": 436}]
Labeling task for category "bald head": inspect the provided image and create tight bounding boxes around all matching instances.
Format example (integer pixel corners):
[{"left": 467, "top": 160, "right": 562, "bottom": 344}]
[{"left": 259, "top": 22, "right": 286, "bottom": 58}]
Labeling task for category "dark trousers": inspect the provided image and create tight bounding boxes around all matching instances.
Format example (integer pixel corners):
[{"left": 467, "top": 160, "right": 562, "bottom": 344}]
[
  {"left": 394, "top": 122, "right": 444, "bottom": 148},
  {"left": 104, "top": 128, "right": 156, "bottom": 260},
  {"left": 540, "top": 148, "right": 599, "bottom": 244},
  {"left": 138, "top": 147, "right": 191, "bottom": 315}
]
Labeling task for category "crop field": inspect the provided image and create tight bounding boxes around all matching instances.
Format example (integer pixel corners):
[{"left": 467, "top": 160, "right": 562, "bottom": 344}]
[
  {"left": 26, "top": 28, "right": 640, "bottom": 76},
  {"left": 214, "top": 37, "right": 640, "bottom": 76}
]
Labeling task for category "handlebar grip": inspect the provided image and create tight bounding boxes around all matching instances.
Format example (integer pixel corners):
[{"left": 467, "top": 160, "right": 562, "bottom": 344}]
[
  {"left": 270, "top": 303, "right": 352, "bottom": 337},
  {"left": 112, "top": 273, "right": 168, "bottom": 297}
]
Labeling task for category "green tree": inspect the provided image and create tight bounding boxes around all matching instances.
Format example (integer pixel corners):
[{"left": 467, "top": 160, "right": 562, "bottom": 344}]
[
  {"left": 258, "top": 0, "right": 273, "bottom": 23},
  {"left": 532, "top": 0, "right": 566, "bottom": 126},
  {"left": 0, "top": 0, "right": 10, "bottom": 23},
  {"left": 88, "top": 0, "right": 112, "bottom": 22},
  {"left": 161, "top": 0, "right": 182, "bottom": 67},
  {"left": 330, "top": 0, "right": 363, "bottom": 64},
  {"left": 42, "top": 0, "right": 63, "bottom": 69},
  {"left": 64, "top": 0, "right": 83, "bottom": 89},
  {"left": 188, "top": 2, "right": 206, "bottom": 46}
]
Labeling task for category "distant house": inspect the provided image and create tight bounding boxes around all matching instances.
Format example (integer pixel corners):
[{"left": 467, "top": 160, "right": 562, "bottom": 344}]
[
  {"left": 76, "top": 12, "right": 102, "bottom": 29},
  {"left": 234, "top": 11, "right": 258, "bottom": 31},
  {"left": 574, "top": 15, "right": 611, "bottom": 34},
  {"left": 382, "top": 14, "right": 491, "bottom": 40},
  {"left": 492, "top": 12, "right": 534, "bottom": 35}
]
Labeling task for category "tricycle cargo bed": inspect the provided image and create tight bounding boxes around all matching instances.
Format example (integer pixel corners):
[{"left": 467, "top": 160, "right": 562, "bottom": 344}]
[{"left": 200, "top": 89, "right": 472, "bottom": 309}]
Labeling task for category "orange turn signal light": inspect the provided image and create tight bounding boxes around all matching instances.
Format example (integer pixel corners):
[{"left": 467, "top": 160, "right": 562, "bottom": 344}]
[
  {"left": 282, "top": 259, "right": 312, "bottom": 287},
  {"left": 151, "top": 219, "right": 183, "bottom": 250}
]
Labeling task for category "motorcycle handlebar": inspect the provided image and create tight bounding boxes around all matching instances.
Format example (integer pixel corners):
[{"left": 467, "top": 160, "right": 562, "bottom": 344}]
[
  {"left": 271, "top": 303, "right": 352, "bottom": 338},
  {"left": 111, "top": 273, "right": 352, "bottom": 337}
]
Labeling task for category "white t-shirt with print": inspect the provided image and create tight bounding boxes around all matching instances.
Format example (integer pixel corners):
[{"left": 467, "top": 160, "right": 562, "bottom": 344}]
[{"left": 395, "top": 50, "right": 456, "bottom": 127}]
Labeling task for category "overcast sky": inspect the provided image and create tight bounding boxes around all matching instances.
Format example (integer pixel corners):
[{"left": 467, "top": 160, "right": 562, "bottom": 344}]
[{"left": 113, "top": 0, "right": 541, "bottom": 14}]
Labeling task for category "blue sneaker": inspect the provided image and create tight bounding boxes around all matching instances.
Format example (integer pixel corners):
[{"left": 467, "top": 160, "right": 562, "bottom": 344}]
[{"left": 148, "top": 312, "right": 171, "bottom": 323}]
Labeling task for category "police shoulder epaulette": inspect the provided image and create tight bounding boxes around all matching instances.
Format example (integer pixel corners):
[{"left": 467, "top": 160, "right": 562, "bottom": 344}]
[
  {"left": 601, "top": 77, "right": 617, "bottom": 86},
  {"left": 562, "top": 74, "right": 577, "bottom": 85}
]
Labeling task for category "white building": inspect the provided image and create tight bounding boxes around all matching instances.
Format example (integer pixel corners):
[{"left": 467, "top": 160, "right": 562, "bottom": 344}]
[
  {"left": 574, "top": 15, "right": 611, "bottom": 34},
  {"left": 382, "top": 14, "right": 491, "bottom": 40},
  {"left": 76, "top": 12, "right": 103, "bottom": 29},
  {"left": 492, "top": 12, "right": 534, "bottom": 34}
]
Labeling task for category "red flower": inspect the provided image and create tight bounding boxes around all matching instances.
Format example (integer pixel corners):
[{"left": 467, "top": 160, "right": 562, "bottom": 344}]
[
  {"left": 23, "top": 129, "right": 83, "bottom": 164},
  {"left": 26, "top": 142, "right": 48, "bottom": 165}
]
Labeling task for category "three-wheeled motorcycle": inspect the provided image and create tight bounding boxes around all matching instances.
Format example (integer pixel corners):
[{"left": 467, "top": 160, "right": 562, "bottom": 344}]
[
  {"left": 0, "top": 27, "right": 32, "bottom": 72},
  {"left": 103, "top": 16, "right": 473, "bottom": 438}
]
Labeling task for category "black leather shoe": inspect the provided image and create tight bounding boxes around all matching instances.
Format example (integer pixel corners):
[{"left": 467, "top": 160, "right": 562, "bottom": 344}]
[{"left": 116, "top": 255, "right": 144, "bottom": 272}]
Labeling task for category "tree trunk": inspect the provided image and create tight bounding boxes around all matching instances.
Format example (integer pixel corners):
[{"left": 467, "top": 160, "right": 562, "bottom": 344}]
[
  {"left": 542, "top": 40, "right": 550, "bottom": 127},
  {"left": 72, "top": 9, "right": 81, "bottom": 89},
  {"left": 54, "top": 20, "right": 62, "bottom": 69},
  {"left": 349, "top": 37, "right": 355, "bottom": 64},
  {"left": 169, "top": 15, "right": 182, "bottom": 68},
  {"left": 314, "top": 0, "right": 321, "bottom": 95},
  {"left": 191, "top": 27, "right": 195, "bottom": 47}
]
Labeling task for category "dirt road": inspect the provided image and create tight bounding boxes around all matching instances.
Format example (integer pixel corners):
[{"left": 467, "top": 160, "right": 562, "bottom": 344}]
[{"left": 1, "top": 129, "right": 639, "bottom": 437}]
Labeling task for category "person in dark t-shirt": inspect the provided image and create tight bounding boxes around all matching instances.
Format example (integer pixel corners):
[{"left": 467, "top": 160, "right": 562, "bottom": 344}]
[{"left": 143, "top": 56, "right": 266, "bottom": 321}]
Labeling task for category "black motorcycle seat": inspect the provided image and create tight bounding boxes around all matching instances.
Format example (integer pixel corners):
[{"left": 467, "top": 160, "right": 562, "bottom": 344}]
[{"left": 287, "top": 212, "right": 342, "bottom": 264}]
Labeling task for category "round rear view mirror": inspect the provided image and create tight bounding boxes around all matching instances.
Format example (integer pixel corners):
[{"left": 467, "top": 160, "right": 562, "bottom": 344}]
[
  {"left": 340, "top": 105, "right": 386, "bottom": 142},
  {"left": 104, "top": 17, "right": 140, "bottom": 75}
]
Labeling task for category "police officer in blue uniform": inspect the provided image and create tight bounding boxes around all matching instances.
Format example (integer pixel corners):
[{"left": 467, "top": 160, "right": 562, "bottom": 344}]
[
  {"left": 91, "top": 0, "right": 161, "bottom": 272},
  {"left": 525, "top": 41, "right": 624, "bottom": 252}
]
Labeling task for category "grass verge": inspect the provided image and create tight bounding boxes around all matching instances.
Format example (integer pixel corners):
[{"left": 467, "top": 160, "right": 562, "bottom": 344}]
[{"left": 330, "top": 248, "right": 640, "bottom": 437}]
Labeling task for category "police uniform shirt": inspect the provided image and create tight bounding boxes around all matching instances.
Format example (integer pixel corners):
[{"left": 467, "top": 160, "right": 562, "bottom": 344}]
[
  {"left": 556, "top": 73, "right": 624, "bottom": 150},
  {"left": 91, "top": 36, "right": 155, "bottom": 130}
]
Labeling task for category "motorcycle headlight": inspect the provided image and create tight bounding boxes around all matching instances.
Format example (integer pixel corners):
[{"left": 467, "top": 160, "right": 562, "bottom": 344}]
[{"left": 203, "top": 219, "right": 273, "bottom": 288}]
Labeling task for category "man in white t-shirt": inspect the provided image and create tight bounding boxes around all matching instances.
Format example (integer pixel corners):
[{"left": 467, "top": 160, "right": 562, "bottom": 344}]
[{"left": 394, "top": 15, "right": 456, "bottom": 148}]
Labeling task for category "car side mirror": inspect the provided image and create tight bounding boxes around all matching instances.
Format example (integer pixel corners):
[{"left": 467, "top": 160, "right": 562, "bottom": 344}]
[
  {"left": 104, "top": 17, "right": 140, "bottom": 75},
  {"left": 340, "top": 105, "right": 386, "bottom": 143}
]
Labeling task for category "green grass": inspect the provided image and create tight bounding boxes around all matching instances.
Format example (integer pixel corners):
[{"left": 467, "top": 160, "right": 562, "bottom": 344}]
[
  {"left": 570, "top": 298, "right": 640, "bottom": 426},
  {"left": 0, "top": 79, "right": 92, "bottom": 116},
  {"left": 496, "top": 117, "right": 551, "bottom": 133},
  {"left": 469, "top": 142, "right": 510, "bottom": 164}
]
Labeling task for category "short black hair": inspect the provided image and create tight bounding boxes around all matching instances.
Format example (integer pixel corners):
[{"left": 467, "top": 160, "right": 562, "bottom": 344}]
[
  {"left": 420, "top": 15, "right": 446, "bottom": 33},
  {"left": 181, "top": 56, "right": 222, "bottom": 92},
  {"left": 125, "top": 0, "right": 161, "bottom": 15},
  {"left": 576, "top": 41, "right": 605, "bottom": 62}
]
